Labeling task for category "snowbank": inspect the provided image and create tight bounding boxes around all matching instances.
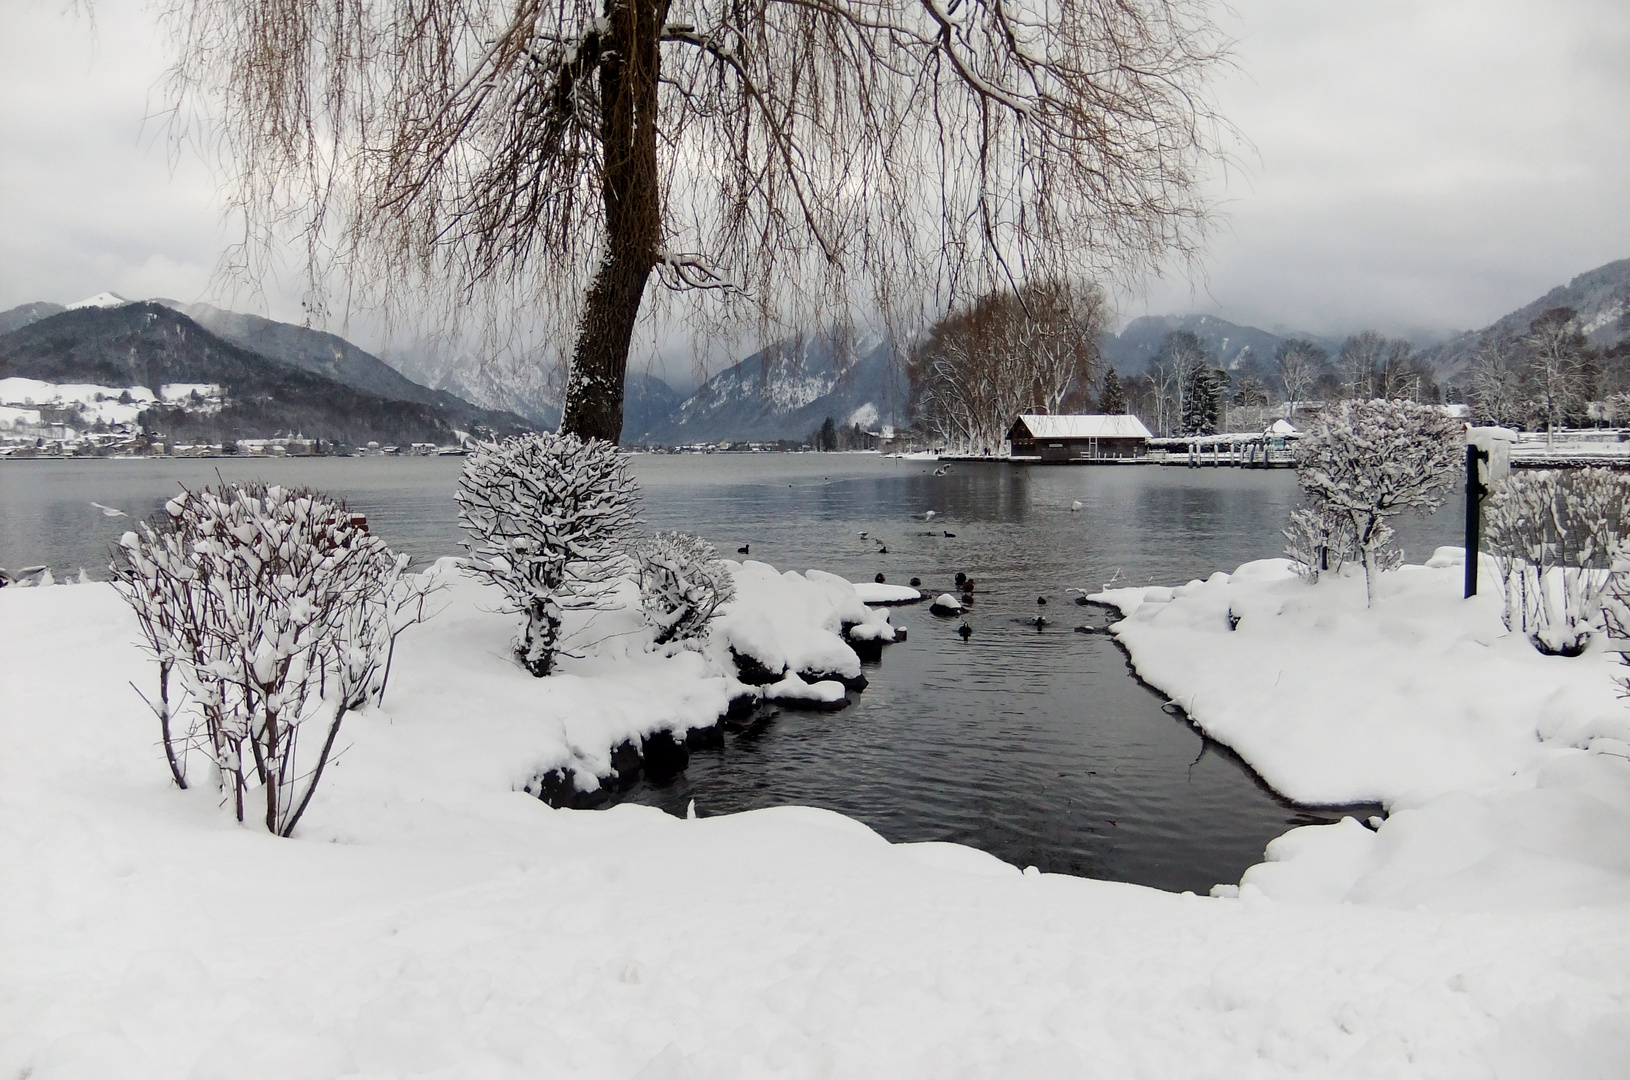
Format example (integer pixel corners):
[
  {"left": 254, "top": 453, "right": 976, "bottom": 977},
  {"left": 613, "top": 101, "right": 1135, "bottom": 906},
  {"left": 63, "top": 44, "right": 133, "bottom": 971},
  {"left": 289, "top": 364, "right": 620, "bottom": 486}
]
[
  {"left": 4, "top": 563, "right": 1630, "bottom": 1077},
  {"left": 1092, "top": 552, "right": 1630, "bottom": 913}
]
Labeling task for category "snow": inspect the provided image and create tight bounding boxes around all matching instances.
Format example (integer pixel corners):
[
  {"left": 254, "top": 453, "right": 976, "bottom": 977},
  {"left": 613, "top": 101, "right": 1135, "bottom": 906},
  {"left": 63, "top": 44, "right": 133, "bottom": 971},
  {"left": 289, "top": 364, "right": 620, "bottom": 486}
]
[
  {"left": 0, "top": 405, "right": 42, "bottom": 428},
  {"left": 715, "top": 562, "right": 895, "bottom": 678},
  {"left": 4, "top": 555, "right": 1630, "bottom": 1077},
  {"left": 929, "top": 592, "right": 964, "bottom": 614},
  {"left": 159, "top": 382, "right": 222, "bottom": 402},
  {"left": 851, "top": 581, "right": 921, "bottom": 604},
  {"left": 0, "top": 377, "right": 156, "bottom": 426},
  {"left": 1091, "top": 553, "right": 1630, "bottom": 915},
  {"left": 65, "top": 290, "right": 130, "bottom": 309},
  {"left": 1016, "top": 413, "right": 1153, "bottom": 440}
]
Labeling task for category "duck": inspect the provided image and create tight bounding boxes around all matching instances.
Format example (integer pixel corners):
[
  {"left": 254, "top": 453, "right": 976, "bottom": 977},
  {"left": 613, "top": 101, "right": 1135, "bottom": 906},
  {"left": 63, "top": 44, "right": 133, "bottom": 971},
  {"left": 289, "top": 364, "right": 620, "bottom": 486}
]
[
  {"left": 942, "top": 530, "right": 956, "bottom": 538},
  {"left": 875, "top": 573, "right": 887, "bottom": 584},
  {"left": 909, "top": 577, "right": 922, "bottom": 587},
  {"left": 1037, "top": 596, "right": 1047, "bottom": 606},
  {"left": 737, "top": 543, "right": 750, "bottom": 554},
  {"left": 957, "top": 621, "right": 973, "bottom": 640}
]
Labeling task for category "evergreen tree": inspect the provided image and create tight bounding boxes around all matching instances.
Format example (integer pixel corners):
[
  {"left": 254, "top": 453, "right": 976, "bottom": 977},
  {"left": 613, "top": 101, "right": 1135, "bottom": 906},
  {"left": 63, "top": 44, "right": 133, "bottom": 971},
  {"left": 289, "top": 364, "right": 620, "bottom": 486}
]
[
  {"left": 1180, "top": 366, "right": 1226, "bottom": 435},
  {"left": 819, "top": 416, "right": 838, "bottom": 452},
  {"left": 1099, "top": 368, "right": 1128, "bottom": 414}
]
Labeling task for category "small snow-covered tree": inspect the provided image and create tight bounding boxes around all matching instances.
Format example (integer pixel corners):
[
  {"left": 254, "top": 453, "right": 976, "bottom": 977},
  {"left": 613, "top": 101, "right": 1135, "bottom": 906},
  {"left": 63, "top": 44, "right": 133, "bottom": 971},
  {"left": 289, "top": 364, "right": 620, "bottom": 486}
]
[
  {"left": 456, "top": 432, "right": 638, "bottom": 675},
  {"left": 1486, "top": 469, "right": 1630, "bottom": 656},
  {"left": 1294, "top": 399, "right": 1463, "bottom": 605},
  {"left": 112, "top": 484, "right": 430, "bottom": 834},
  {"left": 635, "top": 532, "right": 735, "bottom": 645},
  {"left": 1282, "top": 504, "right": 1355, "bottom": 583}
]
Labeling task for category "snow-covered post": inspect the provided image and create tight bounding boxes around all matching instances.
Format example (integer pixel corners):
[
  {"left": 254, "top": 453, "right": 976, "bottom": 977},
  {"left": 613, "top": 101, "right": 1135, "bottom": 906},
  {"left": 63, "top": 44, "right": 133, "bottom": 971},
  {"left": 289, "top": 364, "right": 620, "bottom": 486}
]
[
  {"left": 1463, "top": 427, "right": 1515, "bottom": 597},
  {"left": 455, "top": 432, "right": 638, "bottom": 675},
  {"left": 1293, "top": 400, "right": 1463, "bottom": 606}
]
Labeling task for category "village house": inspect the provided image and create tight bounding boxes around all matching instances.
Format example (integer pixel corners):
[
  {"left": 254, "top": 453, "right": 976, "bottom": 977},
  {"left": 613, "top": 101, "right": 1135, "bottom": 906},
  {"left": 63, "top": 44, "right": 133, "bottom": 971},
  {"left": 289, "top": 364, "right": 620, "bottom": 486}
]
[{"left": 1007, "top": 414, "right": 1153, "bottom": 462}]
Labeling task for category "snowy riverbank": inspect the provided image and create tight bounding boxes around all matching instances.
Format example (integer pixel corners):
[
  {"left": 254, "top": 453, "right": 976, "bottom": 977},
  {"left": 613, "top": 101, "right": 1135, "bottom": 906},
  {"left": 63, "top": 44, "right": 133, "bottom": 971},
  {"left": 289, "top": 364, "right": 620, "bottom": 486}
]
[
  {"left": 4, "top": 558, "right": 1629, "bottom": 1077},
  {"left": 1091, "top": 552, "right": 1630, "bottom": 912}
]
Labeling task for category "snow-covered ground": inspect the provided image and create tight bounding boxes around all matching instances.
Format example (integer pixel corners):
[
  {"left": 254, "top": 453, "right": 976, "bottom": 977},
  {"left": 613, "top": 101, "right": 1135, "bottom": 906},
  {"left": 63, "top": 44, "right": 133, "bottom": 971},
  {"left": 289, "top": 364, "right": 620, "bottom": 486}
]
[
  {"left": 4, "top": 555, "right": 1629, "bottom": 1078},
  {"left": 1091, "top": 552, "right": 1630, "bottom": 914}
]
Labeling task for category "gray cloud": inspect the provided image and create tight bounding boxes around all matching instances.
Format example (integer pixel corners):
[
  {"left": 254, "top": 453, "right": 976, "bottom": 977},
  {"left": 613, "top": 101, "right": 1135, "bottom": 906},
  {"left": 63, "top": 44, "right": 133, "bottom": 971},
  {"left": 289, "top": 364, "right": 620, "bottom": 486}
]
[{"left": 4, "top": 0, "right": 1627, "bottom": 369}]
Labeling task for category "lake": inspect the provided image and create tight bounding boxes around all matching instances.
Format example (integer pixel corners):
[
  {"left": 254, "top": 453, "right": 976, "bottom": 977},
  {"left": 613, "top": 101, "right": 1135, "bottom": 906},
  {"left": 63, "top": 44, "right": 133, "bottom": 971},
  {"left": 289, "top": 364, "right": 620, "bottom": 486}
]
[{"left": 1, "top": 453, "right": 1463, "bottom": 892}]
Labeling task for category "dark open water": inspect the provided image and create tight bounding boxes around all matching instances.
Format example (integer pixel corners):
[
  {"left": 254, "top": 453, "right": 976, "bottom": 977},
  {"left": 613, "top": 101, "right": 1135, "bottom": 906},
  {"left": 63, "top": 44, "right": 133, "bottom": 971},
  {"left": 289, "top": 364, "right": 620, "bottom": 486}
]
[{"left": 1, "top": 454, "right": 1461, "bottom": 892}]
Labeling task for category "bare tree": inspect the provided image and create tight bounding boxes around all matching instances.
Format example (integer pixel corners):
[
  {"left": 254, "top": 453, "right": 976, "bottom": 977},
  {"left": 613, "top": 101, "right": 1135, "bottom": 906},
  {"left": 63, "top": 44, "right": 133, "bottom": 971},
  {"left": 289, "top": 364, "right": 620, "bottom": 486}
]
[
  {"left": 1521, "top": 307, "right": 1596, "bottom": 446},
  {"left": 1468, "top": 331, "right": 1526, "bottom": 427},
  {"left": 909, "top": 278, "right": 1105, "bottom": 454},
  {"left": 162, "top": 0, "right": 1231, "bottom": 441},
  {"left": 1274, "top": 338, "right": 1324, "bottom": 418}
]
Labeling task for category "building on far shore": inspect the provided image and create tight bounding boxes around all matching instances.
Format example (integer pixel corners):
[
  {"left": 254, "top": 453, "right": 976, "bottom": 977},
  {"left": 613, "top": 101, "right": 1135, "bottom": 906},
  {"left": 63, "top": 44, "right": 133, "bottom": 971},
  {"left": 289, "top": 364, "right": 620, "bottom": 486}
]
[{"left": 1007, "top": 414, "right": 1153, "bottom": 463}]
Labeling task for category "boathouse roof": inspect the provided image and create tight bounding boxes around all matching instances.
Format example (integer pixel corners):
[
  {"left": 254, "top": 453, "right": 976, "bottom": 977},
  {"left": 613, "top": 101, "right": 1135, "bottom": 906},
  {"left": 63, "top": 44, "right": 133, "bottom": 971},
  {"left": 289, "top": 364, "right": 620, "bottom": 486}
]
[{"left": 1013, "top": 414, "right": 1153, "bottom": 440}]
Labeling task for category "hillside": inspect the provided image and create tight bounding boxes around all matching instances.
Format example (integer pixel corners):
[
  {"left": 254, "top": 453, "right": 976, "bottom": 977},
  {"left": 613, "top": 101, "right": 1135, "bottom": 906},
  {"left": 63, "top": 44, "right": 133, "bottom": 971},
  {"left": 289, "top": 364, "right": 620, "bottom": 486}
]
[
  {"left": 638, "top": 333, "right": 909, "bottom": 445},
  {"left": 1423, "top": 258, "right": 1630, "bottom": 381},
  {"left": 1099, "top": 315, "right": 1335, "bottom": 376},
  {"left": 155, "top": 300, "right": 534, "bottom": 434},
  {"left": 0, "top": 304, "right": 516, "bottom": 447}
]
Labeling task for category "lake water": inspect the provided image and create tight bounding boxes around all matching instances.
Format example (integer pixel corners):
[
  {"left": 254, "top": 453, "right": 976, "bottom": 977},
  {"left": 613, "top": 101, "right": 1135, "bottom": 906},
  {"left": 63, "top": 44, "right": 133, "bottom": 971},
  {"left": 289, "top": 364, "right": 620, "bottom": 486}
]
[{"left": 0, "top": 454, "right": 1462, "bottom": 892}]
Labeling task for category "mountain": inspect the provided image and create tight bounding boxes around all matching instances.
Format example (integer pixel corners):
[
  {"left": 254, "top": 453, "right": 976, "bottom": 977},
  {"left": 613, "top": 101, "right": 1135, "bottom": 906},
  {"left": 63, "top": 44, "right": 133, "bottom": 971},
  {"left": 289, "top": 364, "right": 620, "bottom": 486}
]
[
  {"left": 1099, "top": 315, "right": 1328, "bottom": 376},
  {"left": 0, "top": 303, "right": 521, "bottom": 446},
  {"left": 637, "top": 333, "right": 909, "bottom": 445},
  {"left": 622, "top": 371, "right": 686, "bottom": 444},
  {"left": 0, "top": 301, "right": 66, "bottom": 337},
  {"left": 155, "top": 300, "right": 534, "bottom": 435},
  {"left": 381, "top": 342, "right": 564, "bottom": 430},
  {"left": 1422, "top": 258, "right": 1630, "bottom": 381}
]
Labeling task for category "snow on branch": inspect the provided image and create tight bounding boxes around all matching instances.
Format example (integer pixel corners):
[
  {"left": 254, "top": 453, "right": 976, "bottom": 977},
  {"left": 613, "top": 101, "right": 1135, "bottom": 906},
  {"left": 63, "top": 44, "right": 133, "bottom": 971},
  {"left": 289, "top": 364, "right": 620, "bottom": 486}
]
[
  {"left": 111, "top": 483, "right": 438, "bottom": 835},
  {"left": 635, "top": 531, "right": 736, "bottom": 645},
  {"left": 1488, "top": 468, "right": 1630, "bottom": 656},
  {"left": 1292, "top": 400, "right": 1463, "bottom": 606},
  {"left": 455, "top": 431, "right": 639, "bottom": 675}
]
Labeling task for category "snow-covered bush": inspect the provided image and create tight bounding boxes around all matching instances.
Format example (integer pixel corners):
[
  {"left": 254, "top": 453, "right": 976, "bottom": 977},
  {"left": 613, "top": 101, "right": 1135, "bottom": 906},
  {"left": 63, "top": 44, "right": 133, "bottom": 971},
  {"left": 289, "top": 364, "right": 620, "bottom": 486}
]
[
  {"left": 112, "top": 483, "right": 434, "bottom": 835},
  {"left": 1486, "top": 468, "right": 1630, "bottom": 656},
  {"left": 635, "top": 532, "right": 736, "bottom": 645},
  {"left": 1282, "top": 504, "right": 1355, "bottom": 583},
  {"left": 456, "top": 432, "right": 638, "bottom": 675},
  {"left": 1293, "top": 399, "right": 1462, "bottom": 605}
]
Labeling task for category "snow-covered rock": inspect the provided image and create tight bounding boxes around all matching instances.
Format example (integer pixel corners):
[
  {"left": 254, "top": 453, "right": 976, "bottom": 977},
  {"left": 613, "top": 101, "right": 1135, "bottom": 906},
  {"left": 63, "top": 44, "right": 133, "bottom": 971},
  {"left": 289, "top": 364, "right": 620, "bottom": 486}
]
[{"left": 929, "top": 593, "right": 964, "bottom": 616}]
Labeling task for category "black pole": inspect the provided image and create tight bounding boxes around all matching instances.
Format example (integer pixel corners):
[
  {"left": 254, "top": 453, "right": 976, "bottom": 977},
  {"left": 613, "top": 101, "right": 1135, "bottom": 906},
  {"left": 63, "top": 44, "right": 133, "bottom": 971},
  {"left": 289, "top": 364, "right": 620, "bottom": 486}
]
[{"left": 1464, "top": 444, "right": 1488, "bottom": 598}]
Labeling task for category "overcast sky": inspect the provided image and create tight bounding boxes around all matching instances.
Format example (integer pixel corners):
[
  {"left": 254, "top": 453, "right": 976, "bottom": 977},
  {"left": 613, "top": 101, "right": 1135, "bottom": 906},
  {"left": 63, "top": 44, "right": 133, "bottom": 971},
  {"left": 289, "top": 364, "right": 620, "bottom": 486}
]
[{"left": 3, "top": 0, "right": 1628, "bottom": 379}]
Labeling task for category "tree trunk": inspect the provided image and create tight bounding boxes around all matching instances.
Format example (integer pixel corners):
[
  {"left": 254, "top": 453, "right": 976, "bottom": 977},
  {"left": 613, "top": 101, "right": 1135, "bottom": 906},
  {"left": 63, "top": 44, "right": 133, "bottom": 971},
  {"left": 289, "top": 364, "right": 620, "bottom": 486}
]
[{"left": 557, "top": 0, "right": 665, "bottom": 444}]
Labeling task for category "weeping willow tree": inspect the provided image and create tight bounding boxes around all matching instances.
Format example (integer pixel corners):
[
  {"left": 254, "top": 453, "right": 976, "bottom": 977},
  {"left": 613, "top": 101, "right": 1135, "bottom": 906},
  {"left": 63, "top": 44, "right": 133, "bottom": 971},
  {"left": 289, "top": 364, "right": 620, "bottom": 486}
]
[{"left": 163, "top": 0, "right": 1232, "bottom": 441}]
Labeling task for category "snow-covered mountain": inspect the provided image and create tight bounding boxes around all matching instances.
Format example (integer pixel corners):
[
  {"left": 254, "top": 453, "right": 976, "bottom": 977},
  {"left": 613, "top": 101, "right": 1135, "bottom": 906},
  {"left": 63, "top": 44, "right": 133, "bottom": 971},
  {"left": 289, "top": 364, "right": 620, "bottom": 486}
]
[
  {"left": 1421, "top": 258, "right": 1630, "bottom": 380},
  {"left": 1099, "top": 315, "right": 1334, "bottom": 376},
  {"left": 637, "top": 332, "right": 909, "bottom": 445}
]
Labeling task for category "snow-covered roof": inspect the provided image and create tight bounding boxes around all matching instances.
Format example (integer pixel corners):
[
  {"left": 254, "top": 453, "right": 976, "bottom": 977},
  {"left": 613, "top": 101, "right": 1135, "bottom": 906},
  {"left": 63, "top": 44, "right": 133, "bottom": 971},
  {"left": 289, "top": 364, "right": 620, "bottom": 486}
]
[
  {"left": 1014, "top": 414, "right": 1153, "bottom": 440},
  {"left": 1267, "top": 419, "right": 1297, "bottom": 435}
]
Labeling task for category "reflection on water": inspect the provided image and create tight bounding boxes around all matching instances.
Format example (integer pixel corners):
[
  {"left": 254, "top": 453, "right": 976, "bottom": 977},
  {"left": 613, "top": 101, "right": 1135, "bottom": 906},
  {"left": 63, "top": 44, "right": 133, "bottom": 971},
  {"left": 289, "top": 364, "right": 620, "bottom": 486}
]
[{"left": 2, "top": 455, "right": 1454, "bottom": 892}]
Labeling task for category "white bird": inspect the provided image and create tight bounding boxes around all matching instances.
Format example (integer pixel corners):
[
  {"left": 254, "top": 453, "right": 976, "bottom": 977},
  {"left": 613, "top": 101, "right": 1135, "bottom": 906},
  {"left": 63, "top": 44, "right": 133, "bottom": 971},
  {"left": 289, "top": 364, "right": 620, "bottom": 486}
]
[
  {"left": 1070, "top": 500, "right": 1083, "bottom": 512},
  {"left": 933, "top": 465, "right": 950, "bottom": 476},
  {"left": 924, "top": 510, "right": 936, "bottom": 520},
  {"left": 91, "top": 502, "right": 127, "bottom": 518}
]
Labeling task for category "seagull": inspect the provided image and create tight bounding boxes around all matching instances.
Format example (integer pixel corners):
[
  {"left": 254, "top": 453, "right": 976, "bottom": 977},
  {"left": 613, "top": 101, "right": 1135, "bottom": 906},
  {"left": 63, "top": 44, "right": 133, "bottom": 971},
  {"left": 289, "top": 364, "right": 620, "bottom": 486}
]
[
  {"left": 934, "top": 465, "right": 950, "bottom": 476},
  {"left": 924, "top": 510, "right": 936, "bottom": 520},
  {"left": 91, "top": 502, "right": 126, "bottom": 518},
  {"left": 1070, "top": 500, "right": 1083, "bottom": 512}
]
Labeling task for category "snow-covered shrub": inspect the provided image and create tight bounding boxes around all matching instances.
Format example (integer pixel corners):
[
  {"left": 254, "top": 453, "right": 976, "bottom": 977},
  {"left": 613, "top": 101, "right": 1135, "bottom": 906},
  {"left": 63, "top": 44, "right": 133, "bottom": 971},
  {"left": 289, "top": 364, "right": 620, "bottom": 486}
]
[
  {"left": 1293, "top": 399, "right": 1462, "bottom": 605},
  {"left": 1486, "top": 468, "right": 1630, "bottom": 656},
  {"left": 1282, "top": 504, "right": 1355, "bottom": 582},
  {"left": 635, "top": 532, "right": 735, "bottom": 645},
  {"left": 456, "top": 432, "right": 638, "bottom": 675},
  {"left": 112, "top": 483, "right": 434, "bottom": 834}
]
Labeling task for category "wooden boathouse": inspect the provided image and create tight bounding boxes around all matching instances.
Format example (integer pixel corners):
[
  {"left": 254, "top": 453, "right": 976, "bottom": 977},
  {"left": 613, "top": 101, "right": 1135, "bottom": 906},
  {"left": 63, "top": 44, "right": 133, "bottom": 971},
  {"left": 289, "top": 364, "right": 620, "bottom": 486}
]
[{"left": 1007, "top": 414, "right": 1153, "bottom": 463}]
